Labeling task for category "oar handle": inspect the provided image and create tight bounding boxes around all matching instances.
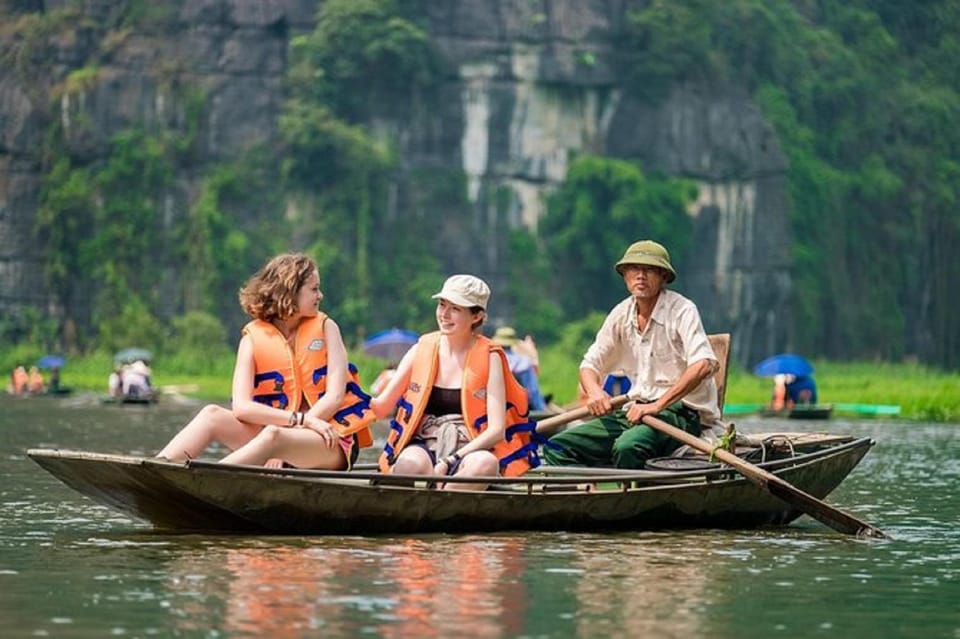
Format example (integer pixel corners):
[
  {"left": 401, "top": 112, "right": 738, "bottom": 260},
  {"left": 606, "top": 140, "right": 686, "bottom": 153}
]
[
  {"left": 641, "top": 414, "right": 890, "bottom": 539},
  {"left": 535, "top": 394, "right": 632, "bottom": 435}
]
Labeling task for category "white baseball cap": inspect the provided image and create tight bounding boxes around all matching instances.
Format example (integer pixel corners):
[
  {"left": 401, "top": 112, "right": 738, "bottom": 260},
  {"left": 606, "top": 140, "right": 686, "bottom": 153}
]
[{"left": 431, "top": 274, "right": 491, "bottom": 310}]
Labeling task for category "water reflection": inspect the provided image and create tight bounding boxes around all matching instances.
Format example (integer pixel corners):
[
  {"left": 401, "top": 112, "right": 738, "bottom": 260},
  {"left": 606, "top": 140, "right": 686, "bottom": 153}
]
[
  {"left": 160, "top": 537, "right": 531, "bottom": 638},
  {"left": 375, "top": 538, "right": 528, "bottom": 638},
  {"left": 3, "top": 398, "right": 960, "bottom": 637},
  {"left": 569, "top": 535, "right": 710, "bottom": 637}
]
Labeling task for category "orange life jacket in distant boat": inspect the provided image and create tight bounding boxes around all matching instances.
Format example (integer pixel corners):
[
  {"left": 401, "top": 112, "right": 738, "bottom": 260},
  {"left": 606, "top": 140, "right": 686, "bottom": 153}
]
[
  {"left": 243, "top": 314, "right": 374, "bottom": 448},
  {"left": 27, "top": 369, "right": 44, "bottom": 393},
  {"left": 379, "top": 332, "right": 540, "bottom": 476},
  {"left": 771, "top": 376, "right": 787, "bottom": 411},
  {"left": 11, "top": 367, "right": 28, "bottom": 395}
]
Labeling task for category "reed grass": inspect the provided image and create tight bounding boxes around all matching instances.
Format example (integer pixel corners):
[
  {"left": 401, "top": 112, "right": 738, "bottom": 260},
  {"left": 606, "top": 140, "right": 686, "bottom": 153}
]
[
  {"left": 539, "top": 351, "right": 960, "bottom": 422},
  {"left": 5, "top": 347, "right": 958, "bottom": 421}
]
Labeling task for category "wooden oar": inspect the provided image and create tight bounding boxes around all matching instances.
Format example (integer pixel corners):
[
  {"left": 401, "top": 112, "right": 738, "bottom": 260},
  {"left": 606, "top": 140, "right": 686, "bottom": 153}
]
[
  {"left": 535, "top": 394, "right": 633, "bottom": 435},
  {"left": 641, "top": 414, "right": 890, "bottom": 539}
]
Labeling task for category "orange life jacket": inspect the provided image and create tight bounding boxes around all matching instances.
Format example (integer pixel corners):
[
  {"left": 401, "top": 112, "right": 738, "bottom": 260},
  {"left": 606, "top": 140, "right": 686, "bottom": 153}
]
[
  {"left": 771, "top": 376, "right": 787, "bottom": 411},
  {"left": 11, "top": 367, "right": 28, "bottom": 395},
  {"left": 379, "top": 332, "right": 540, "bottom": 476},
  {"left": 27, "top": 369, "right": 45, "bottom": 393},
  {"left": 243, "top": 314, "right": 374, "bottom": 448}
]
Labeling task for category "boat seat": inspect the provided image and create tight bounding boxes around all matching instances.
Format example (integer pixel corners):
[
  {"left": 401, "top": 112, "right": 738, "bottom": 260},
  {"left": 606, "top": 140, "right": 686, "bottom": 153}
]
[
  {"left": 668, "top": 332, "right": 731, "bottom": 459},
  {"left": 708, "top": 332, "right": 731, "bottom": 419}
]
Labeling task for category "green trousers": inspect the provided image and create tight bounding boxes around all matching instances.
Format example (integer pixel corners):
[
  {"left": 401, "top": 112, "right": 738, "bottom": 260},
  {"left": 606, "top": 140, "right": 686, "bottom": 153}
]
[{"left": 543, "top": 402, "right": 702, "bottom": 469}]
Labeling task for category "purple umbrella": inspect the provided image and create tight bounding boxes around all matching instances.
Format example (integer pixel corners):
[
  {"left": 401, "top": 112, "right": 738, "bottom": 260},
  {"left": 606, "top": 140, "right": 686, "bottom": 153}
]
[
  {"left": 37, "top": 354, "right": 66, "bottom": 369},
  {"left": 362, "top": 328, "right": 418, "bottom": 362}
]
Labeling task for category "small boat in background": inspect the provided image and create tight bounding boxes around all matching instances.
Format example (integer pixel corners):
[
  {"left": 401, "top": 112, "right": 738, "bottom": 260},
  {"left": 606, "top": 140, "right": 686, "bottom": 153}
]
[
  {"left": 833, "top": 403, "right": 901, "bottom": 416},
  {"left": 106, "top": 350, "right": 156, "bottom": 405},
  {"left": 761, "top": 403, "right": 834, "bottom": 420},
  {"left": 101, "top": 393, "right": 157, "bottom": 405},
  {"left": 724, "top": 403, "right": 900, "bottom": 419}
]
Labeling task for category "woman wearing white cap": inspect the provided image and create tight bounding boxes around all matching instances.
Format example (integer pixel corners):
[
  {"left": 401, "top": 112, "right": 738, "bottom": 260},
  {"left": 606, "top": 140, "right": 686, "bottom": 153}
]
[{"left": 370, "top": 274, "right": 539, "bottom": 488}]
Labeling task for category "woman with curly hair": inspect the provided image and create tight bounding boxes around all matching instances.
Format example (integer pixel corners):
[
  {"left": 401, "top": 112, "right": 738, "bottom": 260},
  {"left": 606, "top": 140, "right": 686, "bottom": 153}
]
[{"left": 156, "top": 253, "right": 373, "bottom": 470}]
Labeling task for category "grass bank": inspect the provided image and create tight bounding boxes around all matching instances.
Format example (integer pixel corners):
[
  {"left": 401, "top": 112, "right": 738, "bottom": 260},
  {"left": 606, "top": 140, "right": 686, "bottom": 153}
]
[
  {"left": 7, "top": 348, "right": 959, "bottom": 422},
  {"left": 535, "top": 350, "right": 959, "bottom": 422}
]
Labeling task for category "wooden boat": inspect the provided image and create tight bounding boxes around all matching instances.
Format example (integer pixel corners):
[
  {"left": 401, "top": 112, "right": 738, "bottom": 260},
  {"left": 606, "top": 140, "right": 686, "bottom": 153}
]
[
  {"left": 47, "top": 387, "right": 74, "bottom": 396},
  {"left": 833, "top": 403, "right": 901, "bottom": 417},
  {"left": 100, "top": 393, "right": 157, "bottom": 405},
  {"left": 761, "top": 404, "right": 834, "bottom": 420},
  {"left": 727, "top": 402, "right": 901, "bottom": 419},
  {"left": 28, "top": 433, "right": 874, "bottom": 535}
]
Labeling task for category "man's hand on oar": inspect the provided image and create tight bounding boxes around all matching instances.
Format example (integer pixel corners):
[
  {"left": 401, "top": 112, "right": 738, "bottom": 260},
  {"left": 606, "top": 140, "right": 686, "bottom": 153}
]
[{"left": 535, "top": 394, "right": 632, "bottom": 436}]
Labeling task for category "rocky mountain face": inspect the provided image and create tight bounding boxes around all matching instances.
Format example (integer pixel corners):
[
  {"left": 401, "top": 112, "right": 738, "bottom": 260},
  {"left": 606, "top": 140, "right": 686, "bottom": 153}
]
[{"left": 0, "top": 0, "right": 791, "bottom": 365}]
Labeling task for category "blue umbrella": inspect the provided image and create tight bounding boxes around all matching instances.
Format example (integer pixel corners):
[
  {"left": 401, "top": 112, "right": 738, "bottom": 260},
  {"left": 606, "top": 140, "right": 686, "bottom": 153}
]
[
  {"left": 37, "top": 354, "right": 66, "bottom": 369},
  {"left": 753, "top": 353, "right": 814, "bottom": 378},
  {"left": 362, "top": 328, "right": 419, "bottom": 362}
]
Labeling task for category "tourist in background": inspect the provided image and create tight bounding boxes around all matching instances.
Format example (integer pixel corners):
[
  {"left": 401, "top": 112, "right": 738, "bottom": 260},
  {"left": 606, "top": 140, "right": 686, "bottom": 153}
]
[
  {"left": 10, "top": 365, "right": 28, "bottom": 395},
  {"left": 27, "top": 366, "right": 45, "bottom": 394},
  {"left": 492, "top": 326, "right": 546, "bottom": 412}
]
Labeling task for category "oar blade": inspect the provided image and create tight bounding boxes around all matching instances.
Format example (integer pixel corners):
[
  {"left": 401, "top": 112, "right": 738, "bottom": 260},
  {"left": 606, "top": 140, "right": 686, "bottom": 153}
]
[
  {"left": 766, "top": 475, "right": 890, "bottom": 539},
  {"left": 641, "top": 415, "right": 890, "bottom": 539}
]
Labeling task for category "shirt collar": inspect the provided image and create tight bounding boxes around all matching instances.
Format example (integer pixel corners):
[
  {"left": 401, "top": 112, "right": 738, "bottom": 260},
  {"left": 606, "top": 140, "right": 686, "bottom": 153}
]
[{"left": 631, "top": 290, "right": 668, "bottom": 332}]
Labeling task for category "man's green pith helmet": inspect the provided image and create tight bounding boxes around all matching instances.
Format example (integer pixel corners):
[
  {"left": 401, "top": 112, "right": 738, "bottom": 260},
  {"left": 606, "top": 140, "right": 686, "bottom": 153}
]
[{"left": 614, "top": 240, "right": 677, "bottom": 283}]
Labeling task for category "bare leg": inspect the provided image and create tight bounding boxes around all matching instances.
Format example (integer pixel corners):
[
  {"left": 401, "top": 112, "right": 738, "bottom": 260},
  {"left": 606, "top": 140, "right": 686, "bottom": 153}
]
[
  {"left": 156, "top": 404, "right": 262, "bottom": 461},
  {"left": 392, "top": 447, "right": 434, "bottom": 475},
  {"left": 219, "top": 425, "right": 347, "bottom": 470},
  {"left": 445, "top": 450, "right": 499, "bottom": 491}
]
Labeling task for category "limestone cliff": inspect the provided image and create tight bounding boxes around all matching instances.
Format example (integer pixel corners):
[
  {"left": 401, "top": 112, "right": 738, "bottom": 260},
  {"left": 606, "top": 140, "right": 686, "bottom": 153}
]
[{"left": 0, "top": 0, "right": 791, "bottom": 365}]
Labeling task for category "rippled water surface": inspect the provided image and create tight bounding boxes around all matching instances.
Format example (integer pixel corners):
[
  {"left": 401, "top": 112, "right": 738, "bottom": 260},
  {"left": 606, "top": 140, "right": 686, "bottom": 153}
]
[{"left": 1, "top": 396, "right": 958, "bottom": 638}]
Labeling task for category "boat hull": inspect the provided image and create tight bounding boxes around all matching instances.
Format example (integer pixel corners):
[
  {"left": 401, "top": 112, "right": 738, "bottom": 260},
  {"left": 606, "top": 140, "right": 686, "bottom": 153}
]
[
  {"left": 760, "top": 404, "right": 834, "bottom": 420},
  {"left": 29, "top": 439, "right": 873, "bottom": 535}
]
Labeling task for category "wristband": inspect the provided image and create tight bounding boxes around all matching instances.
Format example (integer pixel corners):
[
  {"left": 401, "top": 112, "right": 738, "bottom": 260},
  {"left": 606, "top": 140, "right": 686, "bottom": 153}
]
[{"left": 445, "top": 452, "right": 462, "bottom": 466}]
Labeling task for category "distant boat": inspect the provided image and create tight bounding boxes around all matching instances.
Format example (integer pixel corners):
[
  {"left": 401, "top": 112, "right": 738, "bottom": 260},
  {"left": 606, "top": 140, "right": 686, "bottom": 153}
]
[
  {"left": 101, "top": 393, "right": 157, "bottom": 406},
  {"left": 761, "top": 404, "right": 834, "bottom": 420},
  {"left": 724, "top": 403, "right": 900, "bottom": 418},
  {"left": 833, "top": 403, "right": 901, "bottom": 417}
]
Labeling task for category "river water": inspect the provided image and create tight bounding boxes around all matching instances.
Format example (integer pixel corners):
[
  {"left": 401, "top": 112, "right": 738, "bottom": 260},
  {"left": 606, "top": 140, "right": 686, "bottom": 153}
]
[{"left": 0, "top": 395, "right": 957, "bottom": 638}]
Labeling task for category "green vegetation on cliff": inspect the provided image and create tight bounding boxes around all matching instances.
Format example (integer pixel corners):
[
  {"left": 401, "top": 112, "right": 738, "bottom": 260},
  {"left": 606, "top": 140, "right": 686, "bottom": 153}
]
[
  {"left": 4, "top": 0, "right": 960, "bottom": 377},
  {"left": 622, "top": 0, "right": 960, "bottom": 367}
]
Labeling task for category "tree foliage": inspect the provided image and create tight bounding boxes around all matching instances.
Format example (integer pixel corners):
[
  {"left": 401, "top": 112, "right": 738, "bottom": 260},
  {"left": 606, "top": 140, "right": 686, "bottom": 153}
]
[
  {"left": 540, "top": 156, "right": 696, "bottom": 316},
  {"left": 623, "top": 0, "right": 960, "bottom": 367},
  {"left": 280, "top": 0, "right": 444, "bottom": 342},
  {"left": 18, "top": 0, "right": 960, "bottom": 370},
  {"left": 287, "top": 0, "right": 437, "bottom": 121}
]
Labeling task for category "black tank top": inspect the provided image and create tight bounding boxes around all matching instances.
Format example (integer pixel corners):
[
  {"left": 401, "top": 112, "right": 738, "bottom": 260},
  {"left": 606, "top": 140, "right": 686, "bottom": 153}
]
[{"left": 425, "top": 386, "right": 460, "bottom": 416}]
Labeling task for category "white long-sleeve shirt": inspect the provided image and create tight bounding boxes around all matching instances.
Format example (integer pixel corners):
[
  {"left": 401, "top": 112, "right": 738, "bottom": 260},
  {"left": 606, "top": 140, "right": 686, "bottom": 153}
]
[{"left": 580, "top": 290, "right": 721, "bottom": 425}]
